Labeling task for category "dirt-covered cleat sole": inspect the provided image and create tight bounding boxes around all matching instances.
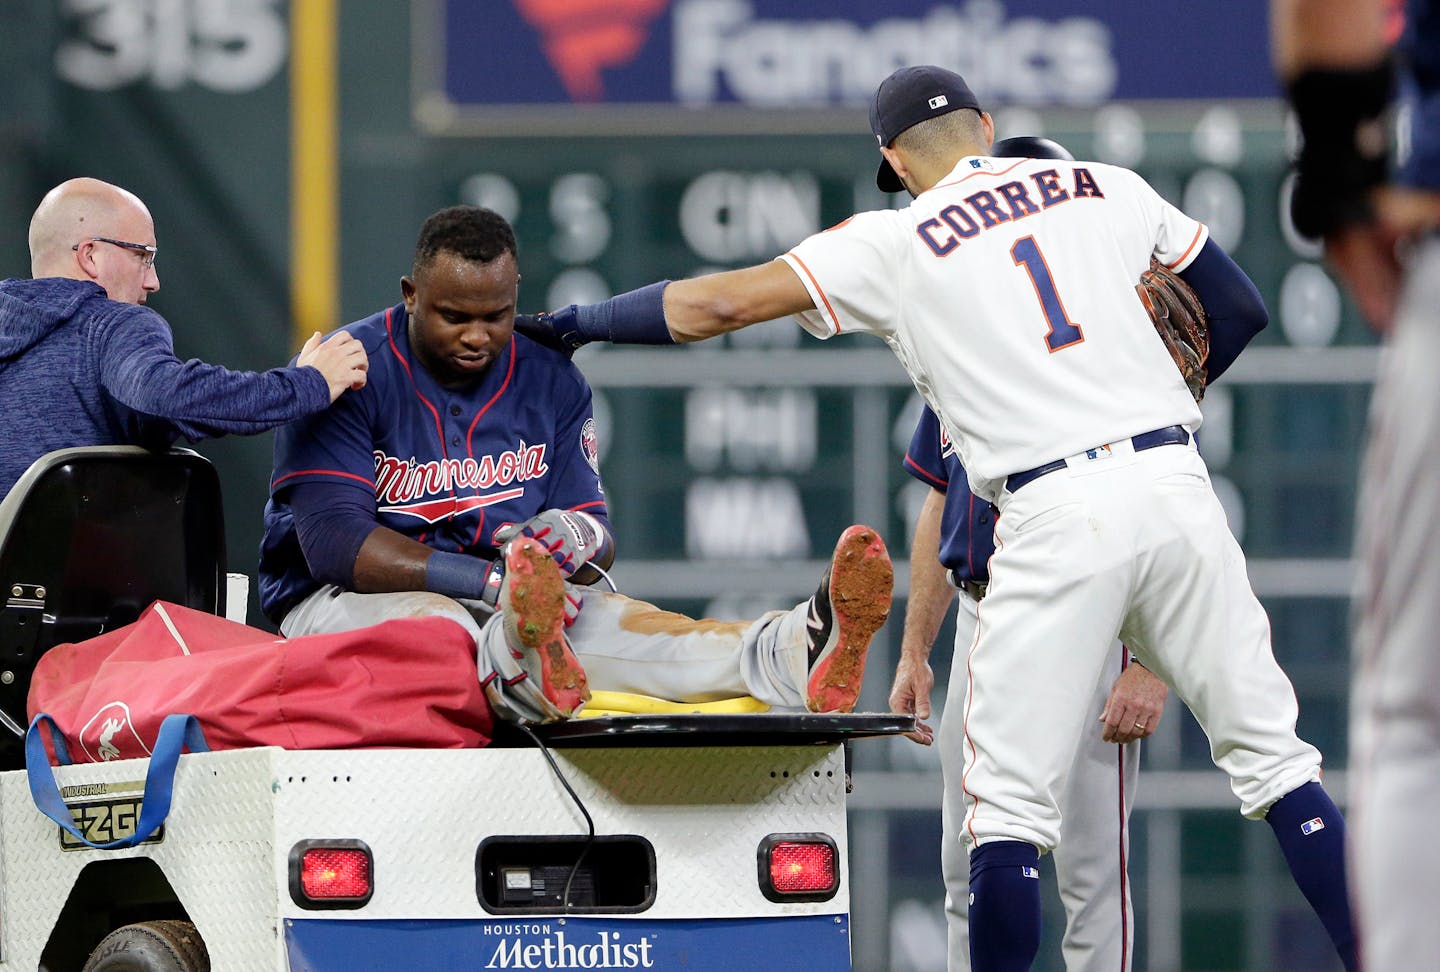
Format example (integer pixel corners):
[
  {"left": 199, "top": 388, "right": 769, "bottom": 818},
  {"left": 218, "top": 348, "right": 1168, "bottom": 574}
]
[
  {"left": 501, "top": 538, "right": 590, "bottom": 717},
  {"left": 805, "top": 525, "right": 893, "bottom": 713}
]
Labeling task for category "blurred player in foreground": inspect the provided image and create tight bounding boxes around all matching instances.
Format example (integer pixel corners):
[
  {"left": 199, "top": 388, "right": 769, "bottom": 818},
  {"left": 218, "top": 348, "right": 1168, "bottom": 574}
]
[
  {"left": 1275, "top": 1, "right": 1440, "bottom": 967},
  {"left": 0, "top": 177, "right": 368, "bottom": 496},
  {"left": 258, "top": 205, "right": 892, "bottom": 725},
  {"left": 530, "top": 67, "right": 1356, "bottom": 971}
]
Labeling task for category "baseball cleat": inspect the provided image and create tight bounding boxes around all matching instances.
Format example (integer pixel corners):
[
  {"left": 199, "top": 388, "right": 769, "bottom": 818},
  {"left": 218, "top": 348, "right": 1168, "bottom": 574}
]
[
  {"left": 501, "top": 537, "right": 590, "bottom": 717},
  {"left": 805, "top": 525, "right": 893, "bottom": 713}
]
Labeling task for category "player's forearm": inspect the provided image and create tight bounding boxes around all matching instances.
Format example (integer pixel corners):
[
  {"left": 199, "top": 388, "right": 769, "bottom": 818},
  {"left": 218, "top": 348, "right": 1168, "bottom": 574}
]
[
  {"left": 1271, "top": 0, "right": 1389, "bottom": 78},
  {"left": 353, "top": 527, "right": 447, "bottom": 593},
  {"left": 663, "top": 261, "right": 817, "bottom": 343},
  {"left": 900, "top": 489, "right": 955, "bottom": 660},
  {"left": 542, "top": 260, "right": 812, "bottom": 347},
  {"left": 1272, "top": 0, "right": 1394, "bottom": 239}
]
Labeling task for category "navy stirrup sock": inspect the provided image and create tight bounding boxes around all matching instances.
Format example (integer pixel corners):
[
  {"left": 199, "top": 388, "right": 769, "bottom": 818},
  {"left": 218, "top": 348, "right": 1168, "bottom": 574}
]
[
  {"left": 969, "top": 840, "right": 1042, "bottom": 972},
  {"left": 1265, "top": 782, "right": 1358, "bottom": 972}
]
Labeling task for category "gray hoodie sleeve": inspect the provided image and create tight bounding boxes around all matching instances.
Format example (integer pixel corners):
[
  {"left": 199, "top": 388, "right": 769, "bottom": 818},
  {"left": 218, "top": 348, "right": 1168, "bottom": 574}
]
[{"left": 97, "top": 304, "right": 331, "bottom": 440}]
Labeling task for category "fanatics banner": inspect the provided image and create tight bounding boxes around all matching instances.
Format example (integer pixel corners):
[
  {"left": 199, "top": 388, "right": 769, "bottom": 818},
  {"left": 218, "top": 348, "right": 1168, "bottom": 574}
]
[{"left": 425, "top": 0, "right": 1275, "bottom": 120}]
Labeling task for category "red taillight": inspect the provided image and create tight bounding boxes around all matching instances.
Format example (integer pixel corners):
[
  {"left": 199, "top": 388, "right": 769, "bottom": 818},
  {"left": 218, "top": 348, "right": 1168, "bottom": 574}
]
[
  {"left": 770, "top": 841, "right": 836, "bottom": 892},
  {"left": 758, "top": 834, "right": 840, "bottom": 902},
  {"left": 303, "top": 848, "right": 370, "bottom": 897},
  {"left": 289, "top": 840, "right": 373, "bottom": 909}
]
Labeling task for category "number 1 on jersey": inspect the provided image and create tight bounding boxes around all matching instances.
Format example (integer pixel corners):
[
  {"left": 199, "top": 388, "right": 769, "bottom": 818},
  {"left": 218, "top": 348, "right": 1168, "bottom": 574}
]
[{"left": 1011, "top": 236, "right": 1085, "bottom": 352}]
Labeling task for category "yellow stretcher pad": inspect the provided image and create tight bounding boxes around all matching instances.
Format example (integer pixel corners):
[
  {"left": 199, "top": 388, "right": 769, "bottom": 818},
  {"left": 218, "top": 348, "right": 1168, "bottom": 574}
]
[{"left": 576, "top": 691, "right": 771, "bottom": 718}]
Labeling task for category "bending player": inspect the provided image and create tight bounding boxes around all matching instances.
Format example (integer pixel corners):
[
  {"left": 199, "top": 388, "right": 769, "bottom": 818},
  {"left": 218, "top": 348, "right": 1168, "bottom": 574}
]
[
  {"left": 889, "top": 132, "right": 1281, "bottom": 972},
  {"left": 257, "top": 205, "right": 892, "bottom": 724},
  {"left": 889, "top": 135, "right": 1168, "bottom": 972},
  {"left": 897, "top": 401, "right": 1166, "bottom": 972},
  {"left": 524, "top": 68, "right": 1356, "bottom": 971}
]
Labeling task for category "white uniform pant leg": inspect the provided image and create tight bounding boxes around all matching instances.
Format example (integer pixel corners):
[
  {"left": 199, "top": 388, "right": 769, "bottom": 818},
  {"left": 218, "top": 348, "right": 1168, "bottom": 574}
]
[
  {"left": 1115, "top": 447, "right": 1323, "bottom": 818},
  {"left": 548, "top": 589, "right": 810, "bottom": 709},
  {"left": 945, "top": 587, "right": 1138, "bottom": 972},
  {"left": 960, "top": 471, "right": 1133, "bottom": 854},
  {"left": 1349, "top": 238, "right": 1440, "bottom": 972}
]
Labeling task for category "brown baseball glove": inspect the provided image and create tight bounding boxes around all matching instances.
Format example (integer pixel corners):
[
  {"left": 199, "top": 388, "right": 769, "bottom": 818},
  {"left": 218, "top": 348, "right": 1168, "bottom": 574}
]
[{"left": 1136, "top": 259, "right": 1209, "bottom": 401}]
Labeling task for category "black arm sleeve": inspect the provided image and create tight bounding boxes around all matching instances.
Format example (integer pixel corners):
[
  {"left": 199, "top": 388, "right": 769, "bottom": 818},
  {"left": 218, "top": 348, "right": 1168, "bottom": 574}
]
[
  {"left": 1177, "top": 238, "right": 1268, "bottom": 383},
  {"left": 287, "top": 481, "right": 378, "bottom": 587}
]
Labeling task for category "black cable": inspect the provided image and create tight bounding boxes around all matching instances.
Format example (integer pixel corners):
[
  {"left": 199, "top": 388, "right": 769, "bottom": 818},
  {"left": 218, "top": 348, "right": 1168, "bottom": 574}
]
[{"left": 513, "top": 722, "right": 597, "bottom": 914}]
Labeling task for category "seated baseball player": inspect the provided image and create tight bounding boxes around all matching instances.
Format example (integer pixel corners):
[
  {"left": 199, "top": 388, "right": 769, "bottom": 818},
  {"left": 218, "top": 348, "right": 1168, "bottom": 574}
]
[{"left": 256, "top": 204, "right": 893, "bottom": 723}]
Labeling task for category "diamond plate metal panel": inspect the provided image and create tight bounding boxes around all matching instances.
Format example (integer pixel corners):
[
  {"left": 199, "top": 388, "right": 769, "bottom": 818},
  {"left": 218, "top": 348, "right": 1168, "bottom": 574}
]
[
  {"left": 1, "top": 742, "right": 850, "bottom": 968},
  {"left": 268, "top": 745, "right": 850, "bottom": 921},
  {"left": 1, "top": 747, "right": 283, "bottom": 969}
]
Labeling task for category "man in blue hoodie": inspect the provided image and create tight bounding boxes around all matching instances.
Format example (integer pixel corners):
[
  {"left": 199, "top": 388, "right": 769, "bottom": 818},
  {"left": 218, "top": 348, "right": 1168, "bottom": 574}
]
[{"left": 0, "top": 177, "right": 370, "bottom": 496}]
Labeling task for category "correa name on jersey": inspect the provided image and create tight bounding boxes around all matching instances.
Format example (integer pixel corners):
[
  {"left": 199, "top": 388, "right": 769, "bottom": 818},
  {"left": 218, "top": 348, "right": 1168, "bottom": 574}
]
[
  {"left": 483, "top": 929, "right": 655, "bottom": 969},
  {"left": 916, "top": 162, "right": 1105, "bottom": 256}
]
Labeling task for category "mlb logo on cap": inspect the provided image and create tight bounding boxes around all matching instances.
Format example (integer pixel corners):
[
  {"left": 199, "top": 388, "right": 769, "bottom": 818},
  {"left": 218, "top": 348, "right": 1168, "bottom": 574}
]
[{"left": 869, "top": 65, "right": 983, "bottom": 193}]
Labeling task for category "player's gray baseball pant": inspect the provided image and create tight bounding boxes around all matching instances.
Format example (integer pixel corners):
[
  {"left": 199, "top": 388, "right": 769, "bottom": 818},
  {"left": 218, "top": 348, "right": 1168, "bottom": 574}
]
[
  {"left": 1349, "top": 235, "right": 1440, "bottom": 972},
  {"left": 280, "top": 585, "right": 814, "bottom": 723}
]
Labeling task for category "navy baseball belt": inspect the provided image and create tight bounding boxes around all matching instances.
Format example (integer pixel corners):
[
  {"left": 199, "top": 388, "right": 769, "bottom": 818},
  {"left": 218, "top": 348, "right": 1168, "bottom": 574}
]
[
  {"left": 1005, "top": 425, "right": 1191, "bottom": 494},
  {"left": 951, "top": 574, "right": 988, "bottom": 601}
]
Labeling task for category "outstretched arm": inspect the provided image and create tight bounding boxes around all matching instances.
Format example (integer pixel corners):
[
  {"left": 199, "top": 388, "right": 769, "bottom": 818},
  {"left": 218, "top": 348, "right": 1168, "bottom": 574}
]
[
  {"left": 662, "top": 261, "right": 818, "bottom": 343},
  {"left": 534, "top": 260, "right": 817, "bottom": 349}
]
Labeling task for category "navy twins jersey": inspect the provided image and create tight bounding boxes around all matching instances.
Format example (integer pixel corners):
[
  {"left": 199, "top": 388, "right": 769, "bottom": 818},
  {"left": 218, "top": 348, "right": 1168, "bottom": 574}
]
[
  {"left": 903, "top": 404, "right": 996, "bottom": 585},
  {"left": 258, "top": 303, "right": 608, "bottom": 621}
]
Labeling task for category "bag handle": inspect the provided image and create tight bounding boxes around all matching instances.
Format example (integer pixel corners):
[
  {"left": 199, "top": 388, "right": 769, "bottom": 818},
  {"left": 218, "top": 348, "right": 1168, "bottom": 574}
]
[{"left": 25, "top": 713, "right": 211, "bottom": 850}]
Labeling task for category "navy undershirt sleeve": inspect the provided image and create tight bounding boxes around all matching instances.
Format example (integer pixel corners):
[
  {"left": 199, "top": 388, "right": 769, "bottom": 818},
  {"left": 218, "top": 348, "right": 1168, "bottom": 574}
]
[
  {"left": 1177, "top": 238, "right": 1268, "bottom": 383},
  {"left": 287, "top": 481, "right": 377, "bottom": 587}
]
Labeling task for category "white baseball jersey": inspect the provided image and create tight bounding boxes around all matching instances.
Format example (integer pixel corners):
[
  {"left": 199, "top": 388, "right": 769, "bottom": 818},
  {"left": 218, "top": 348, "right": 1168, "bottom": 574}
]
[{"left": 781, "top": 156, "right": 1208, "bottom": 503}]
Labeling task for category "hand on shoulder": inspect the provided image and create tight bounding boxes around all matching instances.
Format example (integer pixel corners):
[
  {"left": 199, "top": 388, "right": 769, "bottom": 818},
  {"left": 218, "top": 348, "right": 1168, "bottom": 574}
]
[{"left": 297, "top": 330, "right": 369, "bottom": 401}]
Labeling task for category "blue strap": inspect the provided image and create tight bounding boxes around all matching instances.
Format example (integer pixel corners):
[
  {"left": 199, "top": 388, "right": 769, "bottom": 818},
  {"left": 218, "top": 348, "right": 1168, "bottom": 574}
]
[{"left": 25, "top": 713, "right": 211, "bottom": 850}]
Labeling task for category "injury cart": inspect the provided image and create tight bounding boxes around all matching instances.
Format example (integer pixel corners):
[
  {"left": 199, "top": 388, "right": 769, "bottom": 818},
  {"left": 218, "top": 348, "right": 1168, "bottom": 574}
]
[{"left": 0, "top": 447, "right": 908, "bottom": 971}]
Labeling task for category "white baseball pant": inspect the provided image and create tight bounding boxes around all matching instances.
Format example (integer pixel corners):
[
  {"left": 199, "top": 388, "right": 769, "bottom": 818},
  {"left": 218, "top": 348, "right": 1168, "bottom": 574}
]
[
  {"left": 942, "top": 591, "right": 1139, "bottom": 971},
  {"left": 962, "top": 436, "right": 1322, "bottom": 854}
]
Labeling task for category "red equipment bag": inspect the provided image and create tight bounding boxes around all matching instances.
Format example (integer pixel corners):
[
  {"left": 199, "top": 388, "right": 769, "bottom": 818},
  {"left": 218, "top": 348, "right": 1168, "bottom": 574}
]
[{"left": 27, "top": 600, "right": 494, "bottom": 761}]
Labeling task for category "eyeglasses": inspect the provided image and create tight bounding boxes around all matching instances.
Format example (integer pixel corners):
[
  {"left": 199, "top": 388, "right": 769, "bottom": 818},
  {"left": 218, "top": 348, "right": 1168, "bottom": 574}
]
[{"left": 73, "top": 237, "right": 158, "bottom": 268}]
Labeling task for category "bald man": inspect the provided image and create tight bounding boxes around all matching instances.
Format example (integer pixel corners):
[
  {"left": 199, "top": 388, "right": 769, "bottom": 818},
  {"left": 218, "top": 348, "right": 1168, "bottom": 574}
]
[{"left": 0, "top": 178, "right": 368, "bottom": 495}]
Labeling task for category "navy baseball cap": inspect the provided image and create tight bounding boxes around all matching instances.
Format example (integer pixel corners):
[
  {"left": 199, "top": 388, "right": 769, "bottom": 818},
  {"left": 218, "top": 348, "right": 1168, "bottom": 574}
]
[{"left": 870, "top": 65, "right": 983, "bottom": 192}]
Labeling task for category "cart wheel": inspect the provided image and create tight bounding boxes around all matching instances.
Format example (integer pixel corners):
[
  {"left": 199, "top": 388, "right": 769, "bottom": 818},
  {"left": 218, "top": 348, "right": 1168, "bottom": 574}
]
[{"left": 82, "top": 920, "right": 210, "bottom": 972}]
